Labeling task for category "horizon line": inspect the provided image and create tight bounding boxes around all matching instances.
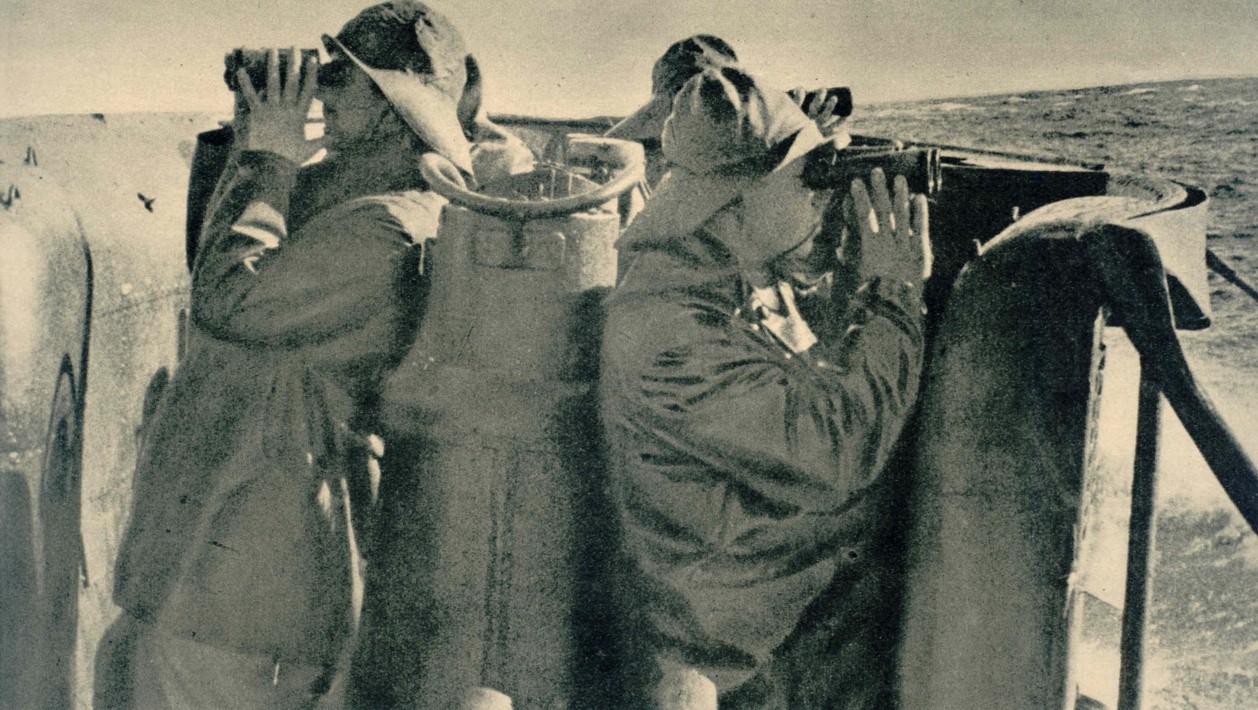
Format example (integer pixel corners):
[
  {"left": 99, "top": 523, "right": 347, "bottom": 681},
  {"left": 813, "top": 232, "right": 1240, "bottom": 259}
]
[{"left": 2, "top": 73, "right": 1253, "bottom": 122}]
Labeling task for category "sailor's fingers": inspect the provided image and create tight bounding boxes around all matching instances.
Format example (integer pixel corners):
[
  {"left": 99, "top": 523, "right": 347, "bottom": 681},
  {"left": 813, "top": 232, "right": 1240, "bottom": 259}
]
[
  {"left": 817, "top": 94, "right": 839, "bottom": 123},
  {"left": 236, "top": 68, "right": 262, "bottom": 108},
  {"left": 297, "top": 135, "right": 327, "bottom": 163},
  {"left": 869, "top": 168, "right": 894, "bottom": 233},
  {"left": 802, "top": 89, "right": 830, "bottom": 121},
  {"left": 816, "top": 116, "right": 847, "bottom": 138},
  {"left": 790, "top": 86, "right": 807, "bottom": 106},
  {"left": 757, "top": 282, "right": 818, "bottom": 354},
  {"left": 297, "top": 53, "right": 320, "bottom": 108},
  {"left": 912, "top": 193, "right": 932, "bottom": 280},
  {"left": 366, "top": 457, "right": 382, "bottom": 506},
  {"left": 284, "top": 47, "right": 302, "bottom": 102},
  {"left": 848, "top": 178, "right": 876, "bottom": 240},
  {"left": 364, "top": 433, "right": 385, "bottom": 459},
  {"left": 802, "top": 89, "right": 823, "bottom": 118},
  {"left": 891, "top": 175, "right": 922, "bottom": 276},
  {"left": 892, "top": 175, "right": 912, "bottom": 243},
  {"left": 266, "top": 48, "right": 281, "bottom": 99},
  {"left": 227, "top": 91, "right": 251, "bottom": 139}
]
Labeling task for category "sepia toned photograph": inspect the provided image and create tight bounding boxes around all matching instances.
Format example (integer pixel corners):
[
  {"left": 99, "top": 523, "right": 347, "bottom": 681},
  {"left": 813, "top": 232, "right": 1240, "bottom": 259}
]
[{"left": 2, "top": 1, "right": 1256, "bottom": 708}]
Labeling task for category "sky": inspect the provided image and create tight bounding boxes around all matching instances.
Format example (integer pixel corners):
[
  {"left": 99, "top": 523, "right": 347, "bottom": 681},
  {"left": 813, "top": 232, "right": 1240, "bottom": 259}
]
[{"left": 1, "top": 0, "right": 1255, "bottom": 119}]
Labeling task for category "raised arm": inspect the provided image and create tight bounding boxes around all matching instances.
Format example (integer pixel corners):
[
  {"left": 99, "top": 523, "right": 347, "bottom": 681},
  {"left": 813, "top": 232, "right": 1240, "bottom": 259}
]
[
  {"left": 189, "top": 49, "right": 433, "bottom": 348},
  {"left": 613, "top": 170, "right": 930, "bottom": 513}
]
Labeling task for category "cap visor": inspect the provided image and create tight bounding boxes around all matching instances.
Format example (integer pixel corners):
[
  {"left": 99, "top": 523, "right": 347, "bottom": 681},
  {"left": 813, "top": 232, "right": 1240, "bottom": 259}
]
[
  {"left": 324, "top": 35, "right": 474, "bottom": 175},
  {"left": 605, "top": 93, "right": 673, "bottom": 142}
]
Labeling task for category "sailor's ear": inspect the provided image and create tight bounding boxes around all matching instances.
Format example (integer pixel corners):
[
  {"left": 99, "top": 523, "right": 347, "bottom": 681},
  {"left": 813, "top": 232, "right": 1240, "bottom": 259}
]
[{"left": 458, "top": 54, "right": 484, "bottom": 136}]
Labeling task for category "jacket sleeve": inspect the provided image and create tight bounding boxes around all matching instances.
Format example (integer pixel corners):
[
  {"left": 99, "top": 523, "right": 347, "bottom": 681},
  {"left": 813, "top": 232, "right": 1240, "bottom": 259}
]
[
  {"left": 189, "top": 150, "right": 431, "bottom": 348},
  {"left": 627, "top": 286, "right": 925, "bottom": 514}
]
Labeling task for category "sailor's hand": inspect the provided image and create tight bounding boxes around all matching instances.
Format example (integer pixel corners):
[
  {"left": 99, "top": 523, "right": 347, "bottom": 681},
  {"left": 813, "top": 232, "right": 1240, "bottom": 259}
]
[
  {"left": 235, "top": 48, "right": 324, "bottom": 164},
  {"left": 750, "top": 281, "right": 819, "bottom": 355},
  {"left": 843, "top": 168, "right": 931, "bottom": 286},
  {"left": 792, "top": 86, "right": 846, "bottom": 138}
]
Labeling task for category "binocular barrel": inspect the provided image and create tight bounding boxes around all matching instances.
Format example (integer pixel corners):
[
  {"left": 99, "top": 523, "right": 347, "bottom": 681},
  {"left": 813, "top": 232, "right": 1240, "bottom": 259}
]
[
  {"left": 802, "top": 145, "right": 942, "bottom": 197},
  {"left": 222, "top": 48, "right": 320, "bottom": 92}
]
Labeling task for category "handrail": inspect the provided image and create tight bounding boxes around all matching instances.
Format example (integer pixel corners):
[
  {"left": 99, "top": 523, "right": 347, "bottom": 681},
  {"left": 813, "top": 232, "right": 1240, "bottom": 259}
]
[
  {"left": 1089, "top": 224, "right": 1258, "bottom": 533},
  {"left": 1207, "top": 249, "right": 1258, "bottom": 306},
  {"left": 419, "top": 152, "right": 645, "bottom": 221},
  {"left": 1089, "top": 223, "right": 1258, "bottom": 709},
  {"left": 1116, "top": 376, "right": 1162, "bottom": 710}
]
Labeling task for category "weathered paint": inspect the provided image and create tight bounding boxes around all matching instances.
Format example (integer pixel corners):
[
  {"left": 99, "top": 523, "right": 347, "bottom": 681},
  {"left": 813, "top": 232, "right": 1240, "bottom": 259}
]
[
  {"left": 899, "top": 179, "right": 1210, "bottom": 709},
  {"left": 0, "top": 113, "right": 213, "bottom": 708},
  {"left": 0, "top": 160, "right": 91, "bottom": 709}
]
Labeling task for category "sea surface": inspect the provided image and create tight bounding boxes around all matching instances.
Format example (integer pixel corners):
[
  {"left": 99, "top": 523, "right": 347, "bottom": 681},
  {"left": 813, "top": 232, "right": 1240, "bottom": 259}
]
[
  {"left": 862, "top": 77, "right": 1258, "bottom": 709},
  {"left": 861, "top": 77, "right": 1258, "bottom": 371}
]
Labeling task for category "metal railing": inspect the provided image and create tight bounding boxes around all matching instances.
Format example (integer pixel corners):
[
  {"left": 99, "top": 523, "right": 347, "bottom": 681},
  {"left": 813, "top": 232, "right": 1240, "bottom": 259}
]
[{"left": 1110, "top": 243, "right": 1258, "bottom": 710}]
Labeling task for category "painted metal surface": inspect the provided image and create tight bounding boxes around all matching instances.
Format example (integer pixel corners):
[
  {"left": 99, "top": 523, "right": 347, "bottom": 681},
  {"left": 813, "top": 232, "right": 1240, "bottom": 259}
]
[
  {"left": 0, "top": 113, "right": 210, "bottom": 708},
  {"left": 899, "top": 220, "right": 1108, "bottom": 709},
  {"left": 0, "top": 159, "right": 91, "bottom": 709},
  {"left": 898, "top": 179, "right": 1212, "bottom": 709},
  {"left": 367, "top": 139, "right": 639, "bottom": 708}
]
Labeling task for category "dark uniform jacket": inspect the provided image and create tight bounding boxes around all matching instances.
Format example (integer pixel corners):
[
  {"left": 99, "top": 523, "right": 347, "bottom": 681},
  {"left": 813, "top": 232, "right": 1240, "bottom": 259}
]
[
  {"left": 601, "top": 208, "right": 926, "bottom": 708},
  {"left": 112, "top": 146, "right": 441, "bottom": 666}
]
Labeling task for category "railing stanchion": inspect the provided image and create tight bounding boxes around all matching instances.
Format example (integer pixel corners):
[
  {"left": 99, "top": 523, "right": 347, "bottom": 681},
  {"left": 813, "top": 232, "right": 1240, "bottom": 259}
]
[{"left": 1117, "top": 371, "right": 1162, "bottom": 710}]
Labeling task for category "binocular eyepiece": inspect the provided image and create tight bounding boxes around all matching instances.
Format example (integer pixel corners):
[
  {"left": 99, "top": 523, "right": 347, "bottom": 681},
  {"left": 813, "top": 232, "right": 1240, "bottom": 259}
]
[{"left": 223, "top": 48, "right": 320, "bottom": 92}]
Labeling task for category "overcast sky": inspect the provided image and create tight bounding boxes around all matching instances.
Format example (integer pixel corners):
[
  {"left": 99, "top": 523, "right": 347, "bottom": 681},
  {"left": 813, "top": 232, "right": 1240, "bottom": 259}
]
[{"left": 2, "top": 0, "right": 1255, "bottom": 119}]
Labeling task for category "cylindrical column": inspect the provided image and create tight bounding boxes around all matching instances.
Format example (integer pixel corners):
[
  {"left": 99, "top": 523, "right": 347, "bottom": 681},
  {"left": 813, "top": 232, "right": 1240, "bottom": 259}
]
[{"left": 358, "top": 137, "right": 642, "bottom": 710}]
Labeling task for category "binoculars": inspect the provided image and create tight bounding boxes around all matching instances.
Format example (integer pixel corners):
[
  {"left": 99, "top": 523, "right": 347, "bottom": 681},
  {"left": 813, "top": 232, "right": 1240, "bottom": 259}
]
[
  {"left": 788, "top": 86, "right": 855, "bottom": 120},
  {"left": 223, "top": 48, "right": 320, "bottom": 92},
  {"left": 801, "top": 143, "right": 941, "bottom": 197}
]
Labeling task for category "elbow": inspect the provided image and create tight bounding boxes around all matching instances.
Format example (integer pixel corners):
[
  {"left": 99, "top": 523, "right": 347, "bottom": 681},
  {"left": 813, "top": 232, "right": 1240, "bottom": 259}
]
[
  {"left": 188, "top": 283, "right": 256, "bottom": 343},
  {"left": 188, "top": 298, "right": 237, "bottom": 340}
]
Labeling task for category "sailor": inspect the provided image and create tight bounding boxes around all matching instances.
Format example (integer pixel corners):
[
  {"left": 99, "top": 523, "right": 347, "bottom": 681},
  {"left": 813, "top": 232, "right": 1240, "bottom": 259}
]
[
  {"left": 601, "top": 66, "right": 930, "bottom": 709},
  {"left": 95, "top": 3, "right": 502, "bottom": 708},
  {"left": 606, "top": 35, "right": 848, "bottom": 186}
]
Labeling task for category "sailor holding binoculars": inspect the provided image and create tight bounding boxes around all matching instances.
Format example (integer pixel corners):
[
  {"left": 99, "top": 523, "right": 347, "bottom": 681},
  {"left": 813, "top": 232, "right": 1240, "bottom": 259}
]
[
  {"left": 601, "top": 66, "right": 930, "bottom": 709},
  {"left": 94, "top": 3, "right": 928, "bottom": 708},
  {"left": 95, "top": 3, "right": 527, "bottom": 708}
]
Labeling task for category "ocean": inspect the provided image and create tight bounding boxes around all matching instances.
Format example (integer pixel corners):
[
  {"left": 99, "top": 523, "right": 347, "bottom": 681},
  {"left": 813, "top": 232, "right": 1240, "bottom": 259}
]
[
  {"left": 861, "top": 77, "right": 1258, "bottom": 370},
  {"left": 862, "top": 77, "right": 1258, "bottom": 709}
]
